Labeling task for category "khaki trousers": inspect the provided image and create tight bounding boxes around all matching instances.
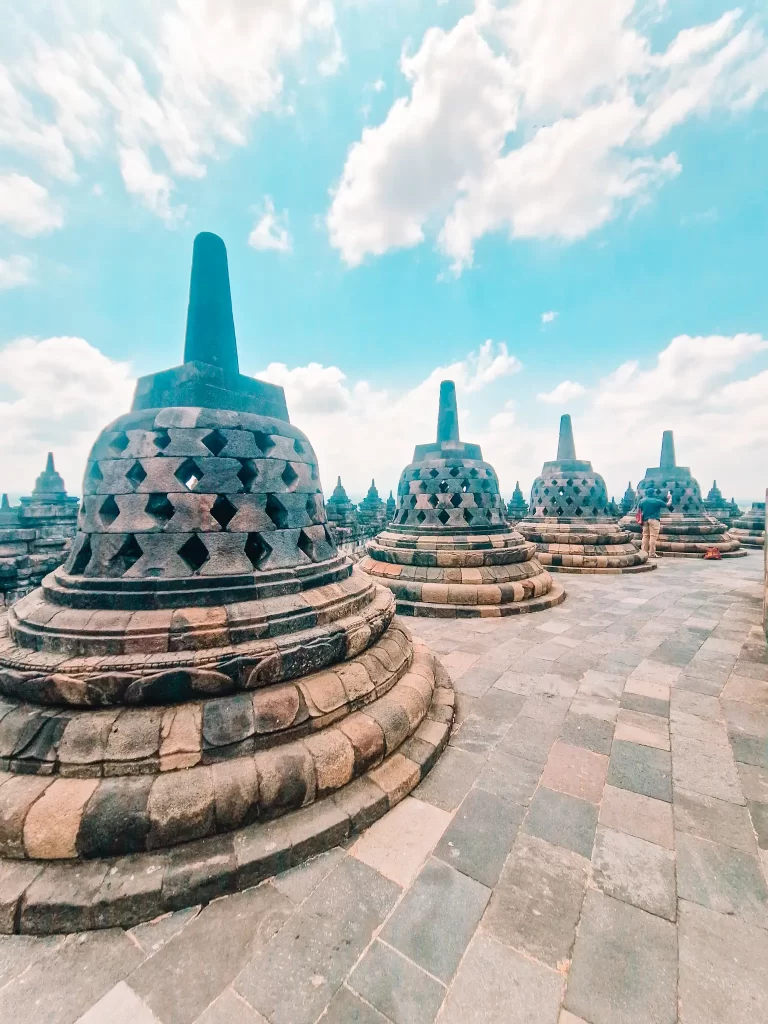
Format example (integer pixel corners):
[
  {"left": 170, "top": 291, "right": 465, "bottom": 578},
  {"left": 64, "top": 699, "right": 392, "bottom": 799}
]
[{"left": 641, "top": 518, "right": 661, "bottom": 557}]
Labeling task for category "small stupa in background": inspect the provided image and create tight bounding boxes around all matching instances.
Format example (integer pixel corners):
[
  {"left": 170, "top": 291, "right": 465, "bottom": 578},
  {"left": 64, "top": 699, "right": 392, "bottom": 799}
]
[
  {"left": 729, "top": 502, "right": 765, "bottom": 549},
  {"left": 506, "top": 481, "right": 529, "bottom": 523}
]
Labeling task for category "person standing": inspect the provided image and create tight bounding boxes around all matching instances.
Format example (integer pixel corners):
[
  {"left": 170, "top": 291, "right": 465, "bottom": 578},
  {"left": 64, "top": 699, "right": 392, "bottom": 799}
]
[{"left": 638, "top": 489, "right": 673, "bottom": 558}]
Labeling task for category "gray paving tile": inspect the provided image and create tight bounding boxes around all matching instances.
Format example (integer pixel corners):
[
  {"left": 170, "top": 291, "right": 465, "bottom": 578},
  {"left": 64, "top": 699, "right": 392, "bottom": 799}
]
[
  {"left": 749, "top": 800, "right": 768, "bottom": 850},
  {"left": 523, "top": 786, "right": 598, "bottom": 859},
  {"left": 349, "top": 940, "right": 445, "bottom": 1024},
  {"left": 380, "top": 857, "right": 489, "bottom": 983},
  {"left": 450, "top": 713, "right": 510, "bottom": 755},
  {"left": 674, "top": 787, "right": 757, "bottom": 853},
  {"left": 195, "top": 989, "right": 268, "bottom": 1024},
  {"left": 592, "top": 825, "right": 676, "bottom": 921},
  {"left": 475, "top": 749, "right": 542, "bottom": 806},
  {"left": 434, "top": 787, "right": 524, "bottom": 886},
  {"left": 321, "top": 986, "right": 391, "bottom": 1023},
  {"left": 129, "top": 906, "right": 200, "bottom": 956},
  {"left": 500, "top": 716, "right": 560, "bottom": 765},
  {"left": 559, "top": 712, "right": 614, "bottom": 755},
  {"left": 473, "top": 688, "right": 526, "bottom": 723},
  {"left": 413, "top": 746, "right": 485, "bottom": 812},
  {"left": 607, "top": 740, "right": 672, "bottom": 802},
  {"left": 565, "top": 889, "right": 677, "bottom": 1024},
  {"left": 437, "top": 933, "right": 562, "bottom": 1024},
  {"left": 483, "top": 834, "right": 588, "bottom": 969},
  {"left": 273, "top": 848, "right": 347, "bottom": 905},
  {"left": 130, "top": 883, "right": 292, "bottom": 1024},
  {"left": 0, "top": 933, "right": 64, "bottom": 989},
  {"left": 620, "top": 693, "right": 670, "bottom": 718},
  {"left": 678, "top": 899, "right": 768, "bottom": 1024},
  {"left": 676, "top": 831, "right": 768, "bottom": 929},
  {"left": 453, "top": 665, "right": 502, "bottom": 697},
  {"left": 235, "top": 859, "right": 399, "bottom": 1024},
  {"left": 599, "top": 785, "right": 674, "bottom": 849},
  {"left": 76, "top": 982, "right": 162, "bottom": 1024}
]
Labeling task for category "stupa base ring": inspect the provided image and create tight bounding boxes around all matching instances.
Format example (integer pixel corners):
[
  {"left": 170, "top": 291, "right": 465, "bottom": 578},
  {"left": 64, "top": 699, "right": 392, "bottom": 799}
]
[
  {"left": 395, "top": 581, "right": 565, "bottom": 618},
  {"left": 0, "top": 658, "right": 453, "bottom": 935},
  {"left": 653, "top": 547, "right": 748, "bottom": 558},
  {"left": 543, "top": 561, "right": 656, "bottom": 574}
]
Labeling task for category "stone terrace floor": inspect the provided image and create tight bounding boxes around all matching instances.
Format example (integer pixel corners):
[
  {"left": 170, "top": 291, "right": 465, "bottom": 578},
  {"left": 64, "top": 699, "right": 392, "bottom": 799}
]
[{"left": 2, "top": 552, "right": 768, "bottom": 1024}]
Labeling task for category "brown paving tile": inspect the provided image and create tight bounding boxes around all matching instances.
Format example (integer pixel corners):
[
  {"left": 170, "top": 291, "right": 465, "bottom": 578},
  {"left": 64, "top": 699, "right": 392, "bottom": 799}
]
[
  {"left": 540, "top": 741, "right": 608, "bottom": 805},
  {"left": 599, "top": 784, "right": 674, "bottom": 849}
]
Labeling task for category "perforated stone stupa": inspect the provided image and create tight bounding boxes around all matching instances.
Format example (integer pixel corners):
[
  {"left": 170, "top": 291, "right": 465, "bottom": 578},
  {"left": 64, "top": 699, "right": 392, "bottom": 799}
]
[
  {"left": 704, "top": 480, "right": 735, "bottom": 525},
  {"left": 386, "top": 490, "right": 396, "bottom": 522},
  {"left": 621, "top": 430, "right": 744, "bottom": 558},
  {"left": 517, "top": 415, "right": 652, "bottom": 574},
  {"left": 506, "top": 482, "right": 529, "bottom": 523},
  {"left": 325, "top": 475, "right": 360, "bottom": 548},
  {"left": 359, "top": 381, "right": 564, "bottom": 617},
  {"left": 730, "top": 502, "right": 765, "bottom": 549},
  {"left": 0, "top": 232, "right": 451, "bottom": 934},
  {"left": 358, "top": 480, "right": 388, "bottom": 536},
  {"left": 620, "top": 481, "right": 637, "bottom": 516}
]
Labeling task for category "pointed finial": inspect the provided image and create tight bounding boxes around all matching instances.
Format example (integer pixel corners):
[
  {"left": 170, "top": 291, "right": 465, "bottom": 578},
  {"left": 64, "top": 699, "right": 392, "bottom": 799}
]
[
  {"left": 45, "top": 452, "right": 54, "bottom": 472},
  {"left": 183, "top": 232, "right": 239, "bottom": 375},
  {"left": 437, "top": 380, "right": 460, "bottom": 443},
  {"left": 1, "top": 493, "right": 9, "bottom": 510},
  {"left": 556, "top": 414, "right": 576, "bottom": 461},
  {"left": 660, "top": 430, "right": 676, "bottom": 469},
  {"left": 336, "top": 476, "right": 342, "bottom": 487}
]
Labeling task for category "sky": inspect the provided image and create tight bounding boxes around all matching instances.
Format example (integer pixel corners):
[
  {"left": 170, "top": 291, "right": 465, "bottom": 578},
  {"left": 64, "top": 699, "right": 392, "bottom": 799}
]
[{"left": 1, "top": 0, "right": 767, "bottom": 506}]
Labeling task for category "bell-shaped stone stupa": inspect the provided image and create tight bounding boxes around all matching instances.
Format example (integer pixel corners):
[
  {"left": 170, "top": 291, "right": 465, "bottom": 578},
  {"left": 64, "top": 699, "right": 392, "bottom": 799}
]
[
  {"left": 621, "top": 431, "right": 744, "bottom": 557},
  {"left": 325, "top": 475, "right": 360, "bottom": 547},
  {"left": 730, "top": 502, "right": 765, "bottom": 549},
  {"left": 506, "top": 481, "right": 529, "bottom": 523},
  {"left": 518, "top": 415, "right": 652, "bottom": 573},
  {"left": 386, "top": 490, "right": 396, "bottom": 522},
  {"left": 620, "top": 482, "right": 637, "bottom": 516},
  {"left": 359, "top": 382, "right": 564, "bottom": 616},
  {"left": 0, "top": 232, "right": 451, "bottom": 934},
  {"left": 704, "top": 480, "right": 735, "bottom": 526},
  {"left": 358, "top": 480, "right": 388, "bottom": 534}
]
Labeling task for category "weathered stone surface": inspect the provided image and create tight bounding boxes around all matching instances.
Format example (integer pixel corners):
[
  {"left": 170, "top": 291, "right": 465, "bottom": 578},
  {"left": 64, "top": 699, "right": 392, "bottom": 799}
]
[
  {"left": 523, "top": 787, "right": 598, "bottom": 859},
  {"left": 592, "top": 825, "right": 676, "bottom": 920}
]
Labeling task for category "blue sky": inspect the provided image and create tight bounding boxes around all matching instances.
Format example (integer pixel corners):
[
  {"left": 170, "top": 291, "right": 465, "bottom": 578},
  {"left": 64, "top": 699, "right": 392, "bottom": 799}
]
[{"left": 1, "top": 0, "right": 767, "bottom": 505}]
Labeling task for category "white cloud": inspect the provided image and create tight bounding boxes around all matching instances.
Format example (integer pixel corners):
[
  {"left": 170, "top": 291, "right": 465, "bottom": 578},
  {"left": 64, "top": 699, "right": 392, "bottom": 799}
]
[
  {"left": 328, "top": 1, "right": 768, "bottom": 270},
  {"left": 537, "top": 380, "right": 587, "bottom": 404},
  {"left": 0, "top": 255, "right": 33, "bottom": 290},
  {"left": 371, "top": 78, "right": 385, "bottom": 92},
  {"left": 0, "top": 336, "right": 135, "bottom": 495},
  {"left": 248, "top": 197, "right": 293, "bottom": 253},
  {"left": 0, "top": 173, "right": 63, "bottom": 236},
  {"left": 541, "top": 310, "right": 558, "bottom": 323},
  {"left": 2, "top": 1, "right": 343, "bottom": 219}
]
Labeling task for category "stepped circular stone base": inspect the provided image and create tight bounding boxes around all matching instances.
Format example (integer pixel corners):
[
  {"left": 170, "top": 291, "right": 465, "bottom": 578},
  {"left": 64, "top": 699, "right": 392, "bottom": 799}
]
[
  {"left": 620, "top": 514, "right": 746, "bottom": 559},
  {"left": 517, "top": 518, "right": 653, "bottom": 574},
  {"left": 0, "top": 661, "right": 453, "bottom": 935},
  {"left": 394, "top": 580, "right": 565, "bottom": 618},
  {"left": 730, "top": 530, "right": 764, "bottom": 549}
]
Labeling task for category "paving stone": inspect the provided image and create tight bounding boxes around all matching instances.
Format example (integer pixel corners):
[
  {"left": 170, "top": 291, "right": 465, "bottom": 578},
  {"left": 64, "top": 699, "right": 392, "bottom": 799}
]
[
  {"left": 350, "top": 795, "right": 451, "bottom": 887},
  {"left": 434, "top": 787, "right": 524, "bottom": 887},
  {"left": 195, "top": 988, "right": 269, "bottom": 1023},
  {"left": 0, "top": 928, "right": 144, "bottom": 1024},
  {"left": 452, "top": 692, "right": 477, "bottom": 728},
  {"left": 569, "top": 693, "right": 619, "bottom": 723},
  {"left": 607, "top": 740, "right": 672, "bottom": 802},
  {"left": 437, "top": 932, "right": 562, "bottom": 1024},
  {"left": 475, "top": 750, "right": 542, "bottom": 806},
  {"left": 674, "top": 787, "right": 757, "bottom": 853},
  {"left": 450, "top": 713, "right": 510, "bottom": 755},
  {"left": 413, "top": 746, "right": 485, "bottom": 811},
  {"left": 76, "top": 981, "right": 161, "bottom": 1024},
  {"left": 130, "top": 883, "right": 292, "bottom": 1024},
  {"left": 235, "top": 858, "right": 400, "bottom": 1024},
  {"left": 565, "top": 889, "right": 677, "bottom": 1024},
  {"left": 540, "top": 741, "right": 608, "bottom": 804},
  {"left": 494, "top": 671, "right": 539, "bottom": 696},
  {"left": 577, "top": 670, "right": 625, "bottom": 700},
  {"left": 0, "top": 933, "right": 64, "bottom": 989},
  {"left": 599, "top": 785, "right": 674, "bottom": 849},
  {"left": 320, "top": 986, "right": 390, "bottom": 1023},
  {"left": 676, "top": 831, "right": 768, "bottom": 929},
  {"left": 671, "top": 689, "right": 723, "bottom": 720},
  {"left": 483, "top": 833, "right": 588, "bottom": 970},
  {"left": 129, "top": 906, "right": 200, "bottom": 956},
  {"left": 592, "top": 825, "right": 676, "bottom": 920},
  {"left": 380, "top": 857, "right": 489, "bottom": 983},
  {"left": 559, "top": 712, "right": 614, "bottom": 755},
  {"left": 499, "top": 716, "right": 560, "bottom": 765},
  {"left": 273, "top": 848, "right": 347, "bottom": 904},
  {"left": 348, "top": 939, "right": 445, "bottom": 1024},
  {"left": 722, "top": 673, "right": 768, "bottom": 709},
  {"left": 738, "top": 762, "right": 768, "bottom": 802},
  {"left": 473, "top": 688, "right": 526, "bottom": 723},
  {"left": 523, "top": 787, "right": 598, "bottom": 859},
  {"left": 519, "top": 695, "right": 571, "bottom": 726},
  {"left": 619, "top": 692, "right": 670, "bottom": 718},
  {"left": 749, "top": 800, "right": 768, "bottom": 850}
]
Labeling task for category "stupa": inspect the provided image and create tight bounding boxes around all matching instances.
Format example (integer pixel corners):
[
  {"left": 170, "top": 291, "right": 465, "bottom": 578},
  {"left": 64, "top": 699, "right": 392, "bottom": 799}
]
[
  {"left": 386, "top": 490, "right": 396, "bottom": 522},
  {"left": 359, "top": 381, "right": 564, "bottom": 616},
  {"left": 704, "top": 480, "right": 734, "bottom": 525},
  {"left": 620, "top": 481, "right": 637, "bottom": 516},
  {"left": 517, "top": 415, "right": 651, "bottom": 573},
  {"left": 730, "top": 502, "right": 765, "bottom": 549},
  {"left": 325, "top": 475, "right": 360, "bottom": 548},
  {"left": 621, "top": 431, "right": 744, "bottom": 557},
  {"left": 506, "top": 481, "right": 529, "bottom": 523},
  {"left": 358, "top": 480, "right": 388, "bottom": 535},
  {"left": 0, "top": 232, "right": 450, "bottom": 934}
]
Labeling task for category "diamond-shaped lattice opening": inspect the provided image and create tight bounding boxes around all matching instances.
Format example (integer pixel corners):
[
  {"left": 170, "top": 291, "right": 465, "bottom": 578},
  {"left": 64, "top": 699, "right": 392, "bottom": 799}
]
[
  {"left": 175, "top": 458, "right": 202, "bottom": 491},
  {"left": 154, "top": 429, "right": 171, "bottom": 451},
  {"left": 581, "top": 479, "right": 588, "bottom": 486},
  {"left": 558, "top": 487, "right": 566, "bottom": 496},
  {"left": 202, "top": 429, "right": 227, "bottom": 457},
  {"left": 449, "top": 467, "right": 461, "bottom": 477},
  {"left": 419, "top": 480, "right": 428, "bottom": 492},
  {"left": 266, "top": 493, "right": 288, "bottom": 529},
  {"left": 87, "top": 462, "right": 104, "bottom": 489},
  {"left": 461, "top": 480, "right": 470, "bottom": 492},
  {"left": 575, "top": 506, "right": 584, "bottom": 516},
  {"left": 543, "top": 487, "right": 550, "bottom": 496},
  {"left": 281, "top": 463, "right": 299, "bottom": 489},
  {"left": 69, "top": 537, "right": 92, "bottom": 575},
  {"left": 253, "top": 431, "right": 275, "bottom": 454},
  {"left": 99, "top": 495, "right": 120, "bottom": 526},
  {"left": 438, "top": 481, "right": 449, "bottom": 493},
  {"left": 437, "top": 509, "right": 450, "bottom": 525},
  {"left": 297, "top": 529, "right": 315, "bottom": 561},
  {"left": 573, "top": 485, "right": 581, "bottom": 495},
  {"left": 469, "top": 468, "right": 479, "bottom": 478},
  {"left": 450, "top": 493, "right": 462, "bottom": 508},
  {"left": 237, "top": 460, "right": 258, "bottom": 492},
  {"left": 557, "top": 507, "right": 564, "bottom": 517},
  {"left": 211, "top": 495, "right": 237, "bottom": 530},
  {"left": 409, "top": 495, "right": 417, "bottom": 508},
  {"left": 294, "top": 438, "right": 306, "bottom": 455},
  {"left": 146, "top": 493, "right": 175, "bottom": 523},
  {"left": 463, "top": 508, "right": 473, "bottom": 524},
  {"left": 110, "top": 432, "right": 130, "bottom": 454},
  {"left": 306, "top": 496, "right": 319, "bottom": 522},
  {"left": 416, "top": 511, "right": 427, "bottom": 523},
  {"left": 178, "top": 534, "right": 209, "bottom": 573},
  {"left": 428, "top": 494, "right": 438, "bottom": 507},
  {"left": 429, "top": 468, "right": 439, "bottom": 479},
  {"left": 245, "top": 532, "right": 266, "bottom": 569},
  {"left": 126, "top": 461, "right": 147, "bottom": 490},
  {"left": 565, "top": 496, "right": 573, "bottom": 506},
  {"left": 112, "top": 535, "right": 143, "bottom": 574}
]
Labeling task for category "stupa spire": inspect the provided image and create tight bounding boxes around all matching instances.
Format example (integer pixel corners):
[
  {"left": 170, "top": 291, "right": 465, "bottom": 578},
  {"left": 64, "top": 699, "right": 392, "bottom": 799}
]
[
  {"left": 183, "top": 231, "right": 239, "bottom": 375},
  {"left": 660, "top": 430, "right": 676, "bottom": 469},
  {"left": 556, "top": 414, "right": 576, "bottom": 461},
  {"left": 436, "top": 380, "right": 460, "bottom": 444},
  {"left": 45, "top": 452, "right": 55, "bottom": 473}
]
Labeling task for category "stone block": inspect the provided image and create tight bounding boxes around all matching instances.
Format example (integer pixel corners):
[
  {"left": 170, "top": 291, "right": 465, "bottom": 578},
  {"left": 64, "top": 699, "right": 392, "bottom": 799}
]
[
  {"left": 592, "top": 825, "right": 676, "bottom": 920},
  {"left": 523, "top": 786, "right": 598, "bottom": 859},
  {"left": 434, "top": 787, "right": 524, "bottom": 886}
]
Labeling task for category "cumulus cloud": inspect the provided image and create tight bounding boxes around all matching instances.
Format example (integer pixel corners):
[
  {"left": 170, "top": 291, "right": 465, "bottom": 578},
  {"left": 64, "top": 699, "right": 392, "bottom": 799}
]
[
  {"left": 248, "top": 197, "right": 293, "bottom": 253},
  {"left": 0, "top": 336, "right": 135, "bottom": 495},
  {"left": 537, "top": 380, "right": 587, "bottom": 404},
  {"left": 328, "top": 0, "right": 768, "bottom": 271},
  {"left": 0, "top": 255, "right": 33, "bottom": 290},
  {"left": 1, "top": 1, "right": 343, "bottom": 219},
  {"left": 0, "top": 173, "right": 63, "bottom": 236},
  {"left": 541, "top": 311, "right": 558, "bottom": 324}
]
